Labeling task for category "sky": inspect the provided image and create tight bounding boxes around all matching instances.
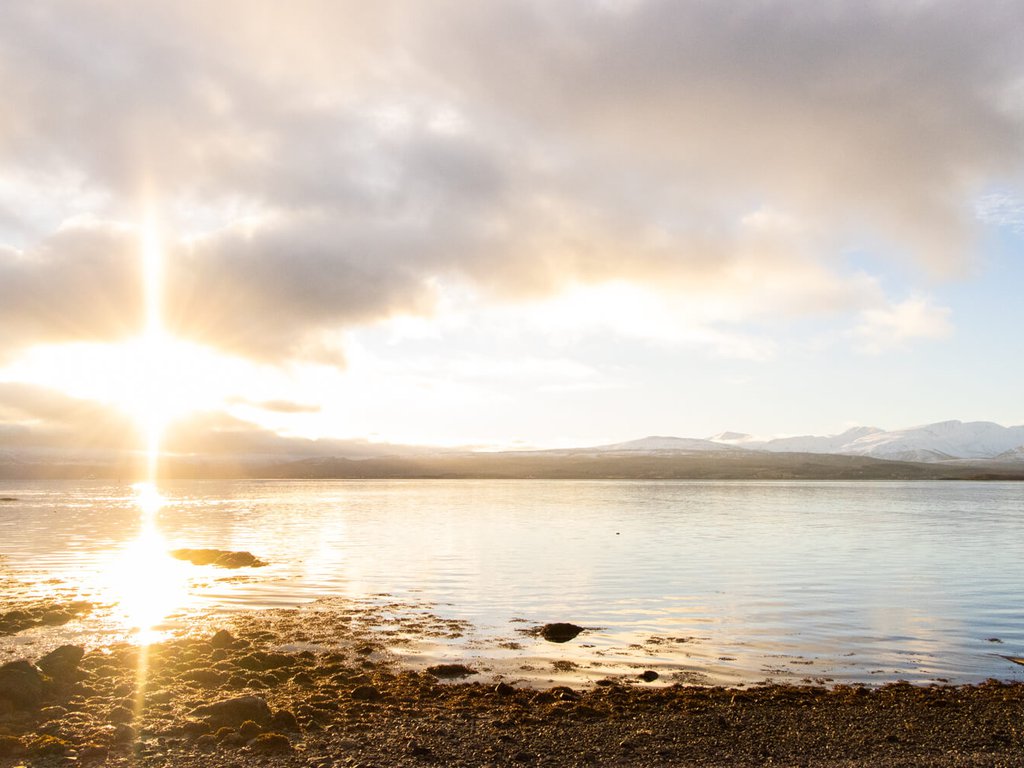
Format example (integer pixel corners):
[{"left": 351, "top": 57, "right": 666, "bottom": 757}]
[{"left": 1, "top": 0, "right": 1023, "bottom": 458}]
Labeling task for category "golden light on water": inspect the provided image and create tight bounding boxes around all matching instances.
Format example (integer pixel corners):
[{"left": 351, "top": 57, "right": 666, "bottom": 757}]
[{"left": 102, "top": 483, "right": 188, "bottom": 645}]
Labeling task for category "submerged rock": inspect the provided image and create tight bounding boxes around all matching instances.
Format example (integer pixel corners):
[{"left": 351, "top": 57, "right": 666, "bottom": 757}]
[
  {"left": 538, "top": 623, "right": 585, "bottom": 643},
  {"left": 425, "top": 664, "right": 477, "bottom": 679},
  {"left": 170, "top": 549, "right": 268, "bottom": 568}
]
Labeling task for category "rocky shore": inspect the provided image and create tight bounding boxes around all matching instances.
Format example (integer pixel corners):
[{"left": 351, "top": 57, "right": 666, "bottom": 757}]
[{"left": 2, "top": 613, "right": 1023, "bottom": 768}]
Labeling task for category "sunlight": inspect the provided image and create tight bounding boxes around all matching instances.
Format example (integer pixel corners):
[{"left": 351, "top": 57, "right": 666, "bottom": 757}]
[{"left": 100, "top": 483, "right": 189, "bottom": 644}]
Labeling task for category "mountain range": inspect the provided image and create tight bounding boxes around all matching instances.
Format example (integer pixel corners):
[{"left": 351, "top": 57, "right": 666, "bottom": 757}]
[
  {"left": 3, "top": 419, "right": 1024, "bottom": 481},
  {"left": 586, "top": 420, "right": 1024, "bottom": 463}
]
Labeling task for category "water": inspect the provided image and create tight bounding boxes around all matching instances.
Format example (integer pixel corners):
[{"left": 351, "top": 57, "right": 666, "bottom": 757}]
[{"left": 1, "top": 479, "right": 1022, "bottom": 686}]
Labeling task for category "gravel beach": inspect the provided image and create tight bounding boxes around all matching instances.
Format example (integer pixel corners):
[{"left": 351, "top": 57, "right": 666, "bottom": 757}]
[{"left": 2, "top": 603, "right": 1023, "bottom": 768}]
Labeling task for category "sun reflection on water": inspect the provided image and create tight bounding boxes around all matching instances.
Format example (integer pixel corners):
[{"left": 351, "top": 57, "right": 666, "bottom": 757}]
[{"left": 99, "top": 482, "right": 189, "bottom": 646}]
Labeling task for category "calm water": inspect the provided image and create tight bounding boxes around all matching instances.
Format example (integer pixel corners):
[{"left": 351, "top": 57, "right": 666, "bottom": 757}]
[{"left": 1, "top": 479, "right": 1022, "bottom": 686}]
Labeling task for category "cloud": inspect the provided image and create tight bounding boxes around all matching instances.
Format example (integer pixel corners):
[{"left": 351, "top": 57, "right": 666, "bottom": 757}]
[
  {"left": 0, "top": 381, "right": 138, "bottom": 455},
  {"left": 1, "top": 0, "right": 1022, "bottom": 362},
  {"left": 851, "top": 296, "right": 954, "bottom": 353},
  {"left": 0, "top": 219, "right": 143, "bottom": 359}
]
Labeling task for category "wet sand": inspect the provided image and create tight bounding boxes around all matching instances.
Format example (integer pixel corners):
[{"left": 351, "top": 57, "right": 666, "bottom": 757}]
[{"left": 2, "top": 601, "right": 1023, "bottom": 767}]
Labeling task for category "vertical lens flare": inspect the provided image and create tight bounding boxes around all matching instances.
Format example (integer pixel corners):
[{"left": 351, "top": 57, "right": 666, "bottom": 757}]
[{"left": 140, "top": 216, "right": 165, "bottom": 483}]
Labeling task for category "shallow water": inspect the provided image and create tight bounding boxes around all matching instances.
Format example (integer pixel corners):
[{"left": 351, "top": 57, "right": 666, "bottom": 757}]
[{"left": 1, "top": 479, "right": 1022, "bottom": 686}]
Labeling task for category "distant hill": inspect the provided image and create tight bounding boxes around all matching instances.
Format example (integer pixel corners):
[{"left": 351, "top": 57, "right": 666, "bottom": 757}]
[
  {"left": 2, "top": 419, "right": 1024, "bottom": 481},
  {"left": 704, "top": 420, "right": 1024, "bottom": 463}
]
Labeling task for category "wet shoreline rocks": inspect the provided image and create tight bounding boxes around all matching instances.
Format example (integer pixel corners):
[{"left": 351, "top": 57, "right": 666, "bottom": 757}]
[
  {"left": 170, "top": 549, "right": 267, "bottom": 569},
  {"left": 0, "top": 618, "right": 1022, "bottom": 767},
  {"left": 0, "top": 600, "right": 94, "bottom": 636}
]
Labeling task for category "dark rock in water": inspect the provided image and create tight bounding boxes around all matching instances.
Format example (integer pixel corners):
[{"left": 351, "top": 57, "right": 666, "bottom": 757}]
[
  {"left": 39, "top": 610, "right": 72, "bottom": 626},
  {"left": 425, "top": 664, "right": 477, "bottom": 679},
  {"left": 639, "top": 670, "right": 659, "bottom": 682},
  {"left": 171, "top": 548, "right": 268, "bottom": 568},
  {"left": 0, "top": 660, "right": 45, "bottom": 709},
  {"left": 539, "top": 623, "right": 585, "bottom": 643},
  {"left": 0, "top": 497, "right": 17, "bottom": 502},
  {"left": 210, "top": 629, "right": 236, "bottom": 648},
  {"left": 190, "top": 695, "right": 272, "bottom": 726},
  {"left": 36, "top": 645, "right": 85, "bottom": 681}
]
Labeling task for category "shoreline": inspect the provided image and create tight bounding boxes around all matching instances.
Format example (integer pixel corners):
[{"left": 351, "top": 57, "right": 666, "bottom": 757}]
[{"left": 3, "top": 608, "right": 1024, "bottom": 767}]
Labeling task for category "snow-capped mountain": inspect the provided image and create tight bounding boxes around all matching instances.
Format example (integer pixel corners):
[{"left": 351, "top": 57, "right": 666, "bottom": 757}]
[
  {"left": 588, "top": 436, "right": 736, "bottom": 453},
  {"left": 834, "top": 421, "right": 1024, "bottom": 462},
  {"left": 732, "top": 426, "right": 884, "bottom": 454},
  {"left": 704, "top": 421, "right": 1024, "bottom": 462}
]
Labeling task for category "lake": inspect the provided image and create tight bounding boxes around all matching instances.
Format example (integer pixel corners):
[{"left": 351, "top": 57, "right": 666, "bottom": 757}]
[{"left": 1, "top": 479, "right": 1022, "bottom": 687}]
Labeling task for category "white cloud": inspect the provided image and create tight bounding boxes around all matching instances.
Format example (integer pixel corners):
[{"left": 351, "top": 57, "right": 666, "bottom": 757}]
[{"left": 851, "top": 296, "right": 954, "bottom": 354}]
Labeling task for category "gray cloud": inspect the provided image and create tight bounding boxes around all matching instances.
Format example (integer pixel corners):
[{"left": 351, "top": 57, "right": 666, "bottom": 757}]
[
  {"left": 0, "top": 221, "right": 143, "bottom": 358},
  {"left": 0, "top": 0, "right": 1022, "bottom": 361},
  {"left": 0, "top": 382, "right": 138, "bottom": 455}
]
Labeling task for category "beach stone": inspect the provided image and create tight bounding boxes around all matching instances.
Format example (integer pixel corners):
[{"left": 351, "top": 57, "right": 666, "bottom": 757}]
[
  {"left": 36, "top": 645, "right": 85, "bottom": 681},
  {"left": 171, "top": 549, "right": 268, "bottom": 568},
  {"left": 0, "top": 660, "right": 45, "bottom": 709},
  {"left": 425, "top": 664, "right": 477, "bottom": 679},
  {"left": 270, "top": 709, "right": 300, "bottom": 732},
  {"left": 249, "top": 732, "right": 291, "bottom": 753},
  {"left": 350, "top": 685, "right": 383, "bottom": 701},
  {"left": 39, "top": 610, "right": 72, "bottom": 626},
  {"left": 180, "top": 668, "right": 227, "bottom": 687},
  {"left": 639, "top": 670, "right": 659, "bottom": 682},
  {"left": 211, "top": 629, "right": 236, "bottom": 648},
  {"left": 0, "top": 735, "right": 23, "bottom": 757},
  {"left": 539, "top": 623, "right": 585, "bottom": 643},
  {"left": 190, "top": 695, "right": 273, "bottom": 727},
  {"left": 238, "top": 720, "right": 262, "bottom": 740}
]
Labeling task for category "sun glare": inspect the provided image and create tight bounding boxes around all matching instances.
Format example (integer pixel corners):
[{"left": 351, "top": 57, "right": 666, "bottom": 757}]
[{"left": 99, "top": 483, "right": 189, "bottom": 645}]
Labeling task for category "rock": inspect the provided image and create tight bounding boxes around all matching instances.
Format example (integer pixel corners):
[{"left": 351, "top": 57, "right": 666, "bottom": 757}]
[
  {"left": 0, "top": 735, "right": 23, "bottom": 757},
  {"left": 190, "top": 695, "right": 273, "bottom": 727},
  {"left": 180, "top": 668, "right": 227, "bottom": 687},
  {"left": 539, "top": 623, "right": 585, "bottom": 643},
  {"left": 350, "top": 685, "right": 383, "bottom": 701},
  {"left": 111, "top": 723, "right": 135, "bottom": 743},
  {"left": 39, "top": 610, "right": 72, "bottom": 626},
  {"left": 210, "top": 629, "right": 236, "bottom": 648},
  {"left": 425, "top": 664, "right": 477, "bottom": 679},
  {"left": 27, "top": 734, "right": 68, "bottom": 756},
  {"left": 171, "top": 549, "right": 267, "bottom": 568},
  {"left": 238, "top": 720, "right": 262, "bottom": 740},
  {"left": 494, "top": 682, "right": 516, "bottom": 696},
  {"left": 196, "top": 734, "right": 217, "bottom": 752},
  {"left": 270, "top": 709, "right": 300, "bottom": 732},
  {"left": 639, "top": 670, "right": 659, "bottom": 682},
  {"left": 0, "top": 660, "right": 45, "bottom": 709},
  {"left": 268, "top": 708, "right": 299, "bottom": 733},
  {"left": 249, "top": 732, "right": 292, "bottom": 754},
  {"left": 36, "top": 645, "right": 85, "bottom": 680},
  {"left": 107, "top": 705, "right": 134, "bottom": 724}
]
